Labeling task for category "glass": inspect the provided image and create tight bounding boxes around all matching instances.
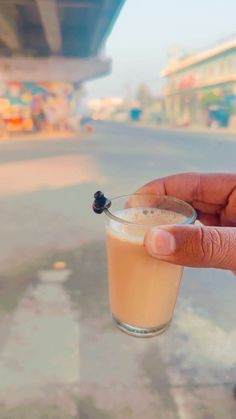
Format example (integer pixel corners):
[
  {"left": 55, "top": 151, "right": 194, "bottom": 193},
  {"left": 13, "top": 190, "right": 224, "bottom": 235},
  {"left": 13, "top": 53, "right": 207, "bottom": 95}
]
[{"left": 104, "top": 193, "right": 197, "bottom": 338}]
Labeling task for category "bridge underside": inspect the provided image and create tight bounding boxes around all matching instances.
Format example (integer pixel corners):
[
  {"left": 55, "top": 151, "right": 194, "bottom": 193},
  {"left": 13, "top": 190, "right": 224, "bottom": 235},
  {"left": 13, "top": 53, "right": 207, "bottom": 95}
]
[
  {"left": 0, "top": 0, "right": 125, "bottom": 132},
  {"left": 0, "top": 0, "right": 123, "bottom": 59}
]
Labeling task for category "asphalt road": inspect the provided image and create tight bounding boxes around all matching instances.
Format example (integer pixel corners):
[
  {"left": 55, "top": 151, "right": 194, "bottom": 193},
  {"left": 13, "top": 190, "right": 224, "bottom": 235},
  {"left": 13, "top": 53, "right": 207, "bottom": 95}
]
[
  {"left": 0, "top": 122, "right": 236, "bottom": 262},
  {"left": 0, "top": 123, "right": 236, "bottom": 418}
]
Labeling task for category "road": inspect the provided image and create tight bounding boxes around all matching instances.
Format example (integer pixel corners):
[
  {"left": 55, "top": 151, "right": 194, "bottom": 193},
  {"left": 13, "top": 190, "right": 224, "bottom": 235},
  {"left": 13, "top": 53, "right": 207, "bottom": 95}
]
[{"left": 0, "top": 122, "right": 236, "bottom": 418}]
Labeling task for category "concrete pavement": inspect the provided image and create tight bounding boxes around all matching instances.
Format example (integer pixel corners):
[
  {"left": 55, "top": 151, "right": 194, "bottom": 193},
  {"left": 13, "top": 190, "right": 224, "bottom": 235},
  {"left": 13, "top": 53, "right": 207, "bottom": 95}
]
[{"left": 0, "top": 123, "right": 235, "bottom": 417}]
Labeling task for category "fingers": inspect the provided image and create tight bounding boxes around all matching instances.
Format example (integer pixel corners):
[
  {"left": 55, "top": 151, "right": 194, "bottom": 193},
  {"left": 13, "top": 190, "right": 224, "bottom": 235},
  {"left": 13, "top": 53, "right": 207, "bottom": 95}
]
[
  {"left": 197, "top": 213, "right": 220, "bottom": 226},
  {"left": 192, "top": 201, "right": 222, "bottom": 214},
  {"left": 137, "top": 173, "right": 236, "bottom": 211},
  {"left": 144, "top": 225, "right": 236, "bottom": 270}
]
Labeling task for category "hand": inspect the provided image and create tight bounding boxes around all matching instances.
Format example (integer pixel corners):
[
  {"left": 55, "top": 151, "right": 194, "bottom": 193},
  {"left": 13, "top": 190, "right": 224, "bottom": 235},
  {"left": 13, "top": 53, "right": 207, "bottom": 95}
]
[{"left": 137, "top": 173, "right": 236, "bottom": 271}]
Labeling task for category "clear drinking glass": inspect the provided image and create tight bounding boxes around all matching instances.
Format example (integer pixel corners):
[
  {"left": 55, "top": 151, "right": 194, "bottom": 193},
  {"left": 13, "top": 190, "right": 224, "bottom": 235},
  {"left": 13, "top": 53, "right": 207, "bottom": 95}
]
[{"left": 104, "top": 193, "right": 196, "bottom": 337}]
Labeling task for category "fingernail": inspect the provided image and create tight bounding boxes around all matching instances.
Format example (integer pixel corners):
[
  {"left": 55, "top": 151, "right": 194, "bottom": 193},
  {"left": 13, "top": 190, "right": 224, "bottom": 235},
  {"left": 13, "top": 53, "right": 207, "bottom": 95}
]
[{"left": 147, "top": 228, "right": 176, "bottom": 256}]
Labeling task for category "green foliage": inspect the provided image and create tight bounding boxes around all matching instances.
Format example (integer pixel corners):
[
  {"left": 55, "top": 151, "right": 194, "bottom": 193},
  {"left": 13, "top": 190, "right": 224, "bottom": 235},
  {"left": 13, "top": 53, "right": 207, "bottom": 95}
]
[
  {"left": 136, "top": 83, "right": 154, "bottom": 109},
  {"left": 201, "top": 91, "right": 222, "bottom": 107}
]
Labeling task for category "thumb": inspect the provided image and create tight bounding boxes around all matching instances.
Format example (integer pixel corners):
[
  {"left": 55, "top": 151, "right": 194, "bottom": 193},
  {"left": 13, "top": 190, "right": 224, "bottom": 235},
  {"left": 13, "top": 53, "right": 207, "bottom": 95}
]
[{"left": 144, "top": 225, "right": 236, "bottom": 270}]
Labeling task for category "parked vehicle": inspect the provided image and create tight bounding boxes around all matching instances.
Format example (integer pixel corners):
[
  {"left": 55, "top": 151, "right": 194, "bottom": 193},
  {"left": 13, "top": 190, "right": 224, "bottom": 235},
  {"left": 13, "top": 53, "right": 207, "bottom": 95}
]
[{"left": 207, "top": 105, "right": 230, "bottom": 127}]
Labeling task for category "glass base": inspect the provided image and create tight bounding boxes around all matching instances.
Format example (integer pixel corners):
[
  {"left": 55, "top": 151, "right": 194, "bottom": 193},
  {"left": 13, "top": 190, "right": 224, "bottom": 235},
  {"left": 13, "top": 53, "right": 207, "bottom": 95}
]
[{"left": 112, "top": 315, "right": 171, "bottom": 338}]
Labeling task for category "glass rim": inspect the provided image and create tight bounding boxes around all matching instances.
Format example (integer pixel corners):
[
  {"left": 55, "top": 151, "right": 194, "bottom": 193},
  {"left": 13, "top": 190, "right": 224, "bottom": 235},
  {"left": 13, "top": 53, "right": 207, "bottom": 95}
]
[{"left": 104, "top": 193, "right": 197, "bottom": 226}]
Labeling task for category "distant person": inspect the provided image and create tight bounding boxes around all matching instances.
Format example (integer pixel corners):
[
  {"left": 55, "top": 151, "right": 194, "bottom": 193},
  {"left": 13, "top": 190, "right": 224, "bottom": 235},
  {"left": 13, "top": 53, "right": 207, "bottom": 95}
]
[
  {"left": 136, "top": 172, "right": 236, "bottom": 273},
  {"left": 32, "top": 98, "right": 46, "bottom": 132},
  {"left": 80, "top": 115, "right": 93, "bottom": 134}
]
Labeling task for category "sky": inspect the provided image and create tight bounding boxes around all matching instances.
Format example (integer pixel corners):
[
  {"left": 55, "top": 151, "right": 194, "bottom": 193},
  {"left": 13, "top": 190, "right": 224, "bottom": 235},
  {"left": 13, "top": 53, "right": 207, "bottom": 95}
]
[{"left": 86, "top": 0, "right": 236, "bottom": 100}]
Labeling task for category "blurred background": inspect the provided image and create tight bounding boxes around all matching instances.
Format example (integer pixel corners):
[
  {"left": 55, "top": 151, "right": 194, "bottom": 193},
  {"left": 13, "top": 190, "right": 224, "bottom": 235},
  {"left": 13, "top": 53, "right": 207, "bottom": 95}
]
[{"left": 0, "top": 0, "right": 236, "bottom": 418}]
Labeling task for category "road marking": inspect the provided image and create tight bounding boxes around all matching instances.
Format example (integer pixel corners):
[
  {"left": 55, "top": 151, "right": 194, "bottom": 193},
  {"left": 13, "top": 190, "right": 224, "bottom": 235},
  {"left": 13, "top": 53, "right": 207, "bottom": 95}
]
[{"left": 0, "top": 269, "right": 79, "bottom": 406}]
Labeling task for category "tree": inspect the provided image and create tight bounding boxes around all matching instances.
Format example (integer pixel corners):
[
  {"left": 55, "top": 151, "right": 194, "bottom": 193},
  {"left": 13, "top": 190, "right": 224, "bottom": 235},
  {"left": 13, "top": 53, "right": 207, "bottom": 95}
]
[
  {"left": 136, "top": 83, "right": 153, "bottom": 110},
  {"left": 201, "top": 91, "right": 222, "bottom": 108}
]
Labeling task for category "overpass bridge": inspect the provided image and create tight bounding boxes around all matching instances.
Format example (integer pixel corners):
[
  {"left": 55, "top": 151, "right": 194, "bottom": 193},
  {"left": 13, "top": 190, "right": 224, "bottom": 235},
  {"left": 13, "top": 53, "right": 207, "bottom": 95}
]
[
  {"left": 0, "top": 0, "right": 124, "bottom": 82},
  {"left": 0, "top": 0, "right": 124, "bottom": 132}
]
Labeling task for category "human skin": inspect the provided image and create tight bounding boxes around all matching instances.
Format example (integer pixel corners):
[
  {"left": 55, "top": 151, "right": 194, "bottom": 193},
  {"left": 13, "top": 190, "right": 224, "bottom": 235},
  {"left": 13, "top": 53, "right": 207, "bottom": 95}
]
[{"left": 136, "top": 173, "right": 236, "bottom": 272}]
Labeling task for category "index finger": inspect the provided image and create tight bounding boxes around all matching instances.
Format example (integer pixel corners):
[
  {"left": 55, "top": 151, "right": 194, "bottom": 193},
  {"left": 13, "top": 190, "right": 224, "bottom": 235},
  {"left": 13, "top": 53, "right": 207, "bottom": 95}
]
[{"left": 136, "top": 172, "right": 236, "bottom": 208}]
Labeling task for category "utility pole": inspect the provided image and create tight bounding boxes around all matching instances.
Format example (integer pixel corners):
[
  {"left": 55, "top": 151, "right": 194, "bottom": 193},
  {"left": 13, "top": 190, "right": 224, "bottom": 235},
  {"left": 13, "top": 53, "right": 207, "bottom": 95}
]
[{"left": 124, "top": 82, "right": 132, "bottom": 110}]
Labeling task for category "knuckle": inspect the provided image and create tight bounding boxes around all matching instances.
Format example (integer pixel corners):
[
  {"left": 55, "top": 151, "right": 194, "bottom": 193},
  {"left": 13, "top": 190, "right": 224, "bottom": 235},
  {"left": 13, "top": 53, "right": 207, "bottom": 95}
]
[
  {"left": 205, "top": 228, "right": 222, "bottom": 264},
  {"left": 185, "top": 227, "right": 222, "bottom": 265},
  {"left": 198, "top": 227, "right": 231, "bottom": 266},
  {"left": 192, "top": 173, "right": 202, "bottom": 201},
  {"left": 179, "top": 225, "right": 236, "bottom": 268},
  {"left": 196, "top": 226, "right": 210, "bottom": 263},
  {"left": 182, "top": 227, "right": 205, "bottom": 260}
]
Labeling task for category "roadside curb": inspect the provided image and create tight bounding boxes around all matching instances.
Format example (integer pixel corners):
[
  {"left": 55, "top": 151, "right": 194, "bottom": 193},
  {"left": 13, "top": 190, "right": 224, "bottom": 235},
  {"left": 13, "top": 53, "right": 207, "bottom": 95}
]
[{"left": 125, "top": 121, "right": 236, "bottom": 137}]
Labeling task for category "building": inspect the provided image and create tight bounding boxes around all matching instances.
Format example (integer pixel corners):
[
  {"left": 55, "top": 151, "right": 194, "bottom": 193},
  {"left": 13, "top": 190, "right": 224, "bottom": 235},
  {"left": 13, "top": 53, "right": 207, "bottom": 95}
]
[
  {"left": 161, "top": 36, "right": 236, "bottom": 127},
  {"left": 89, "top": 97, "right": 125, "bottom": 120}
]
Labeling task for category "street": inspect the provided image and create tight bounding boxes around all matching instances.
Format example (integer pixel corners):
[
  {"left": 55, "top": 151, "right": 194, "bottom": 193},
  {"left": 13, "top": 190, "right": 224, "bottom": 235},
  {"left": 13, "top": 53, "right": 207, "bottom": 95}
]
[{"left": 0, "top": 122, "right": 236, "bottom": 418}]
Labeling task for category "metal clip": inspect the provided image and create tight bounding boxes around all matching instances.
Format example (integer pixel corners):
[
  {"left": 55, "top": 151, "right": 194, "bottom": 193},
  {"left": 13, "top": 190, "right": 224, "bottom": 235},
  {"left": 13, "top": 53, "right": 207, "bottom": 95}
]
[{"left": 93, "top": 191, "right": 111, "bottom": 214}]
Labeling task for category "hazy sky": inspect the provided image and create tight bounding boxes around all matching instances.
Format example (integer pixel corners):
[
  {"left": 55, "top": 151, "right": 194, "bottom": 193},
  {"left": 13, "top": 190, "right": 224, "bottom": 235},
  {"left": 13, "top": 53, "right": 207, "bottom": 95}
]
[{"left": 86, "top": 0, "right": 236, "bottom": 99}]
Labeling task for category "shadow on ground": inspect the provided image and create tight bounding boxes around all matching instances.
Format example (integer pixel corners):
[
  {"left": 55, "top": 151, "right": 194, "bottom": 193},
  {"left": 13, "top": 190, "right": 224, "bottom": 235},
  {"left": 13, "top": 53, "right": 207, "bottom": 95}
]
[
  {"left": 0, "top": 403, "right": 71, "bottom": 419},
  {"left": 79, "top": 396, "right": 115, "bottom": 419},
  {"left": 63, "top": 241, "right": 109, "bottom": 319}
]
